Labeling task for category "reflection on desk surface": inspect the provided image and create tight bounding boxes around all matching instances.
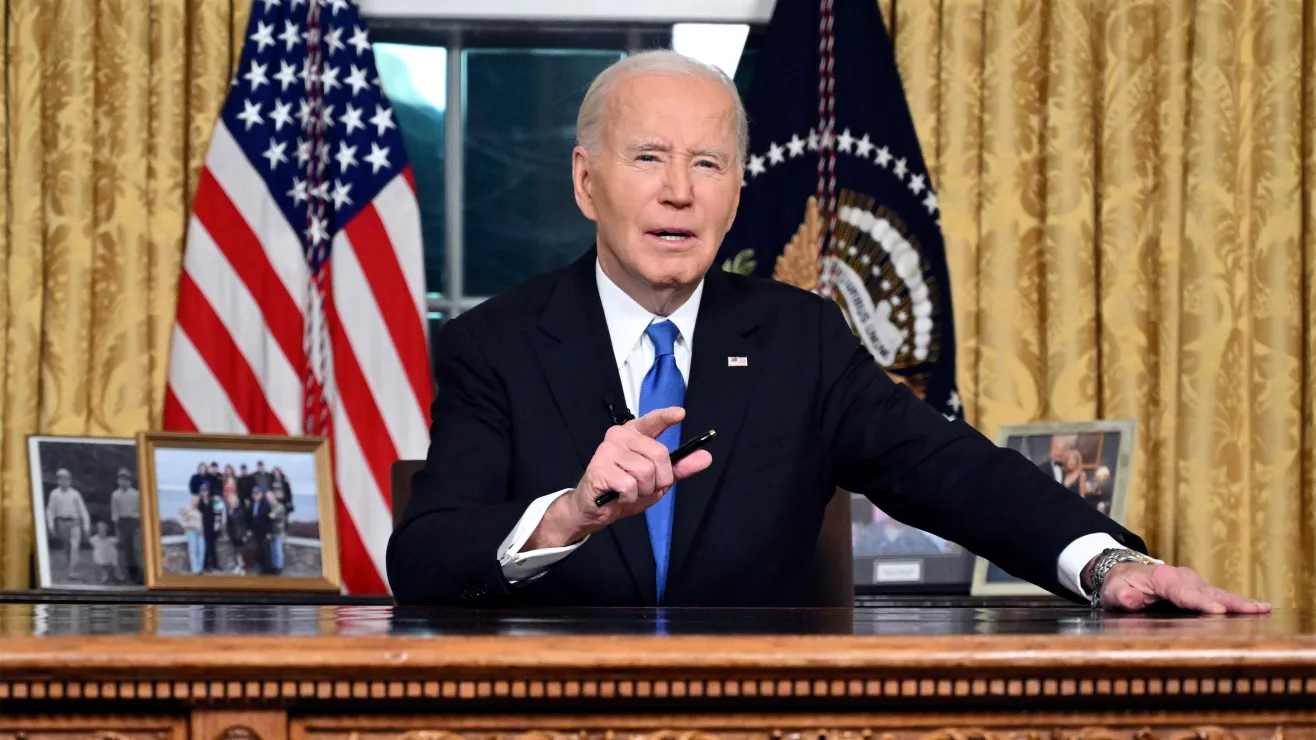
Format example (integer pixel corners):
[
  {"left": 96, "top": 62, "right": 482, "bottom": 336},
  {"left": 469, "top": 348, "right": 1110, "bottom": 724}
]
[{"left": 0, "top": 602, "right": 1310, "bottom": 640}]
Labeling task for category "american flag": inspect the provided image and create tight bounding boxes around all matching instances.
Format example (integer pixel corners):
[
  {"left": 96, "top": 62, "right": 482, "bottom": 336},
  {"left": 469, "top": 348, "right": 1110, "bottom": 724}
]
[{"left": 164, "top": 0, "right": 432, "bottom": 594}]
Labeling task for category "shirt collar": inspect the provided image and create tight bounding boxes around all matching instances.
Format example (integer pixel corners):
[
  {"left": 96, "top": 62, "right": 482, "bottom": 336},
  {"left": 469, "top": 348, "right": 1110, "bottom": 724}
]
[{"left": 595, "top": 259, "right": 703, "bottom": 367}]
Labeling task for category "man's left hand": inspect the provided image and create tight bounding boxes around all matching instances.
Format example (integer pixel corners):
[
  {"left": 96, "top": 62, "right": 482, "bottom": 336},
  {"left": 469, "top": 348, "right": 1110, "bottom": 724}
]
[{"left": 1100, "top": 563, "right": 1271, "bottom": 614}]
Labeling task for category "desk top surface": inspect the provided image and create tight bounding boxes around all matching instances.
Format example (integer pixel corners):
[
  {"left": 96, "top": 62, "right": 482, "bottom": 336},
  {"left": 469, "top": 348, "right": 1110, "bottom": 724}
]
[
  {"left": 1, "top": 601, "right": 1311, "bottom": 640},
  {"left": 0, "top": 602, "right": 1311, "bottom": 682}
]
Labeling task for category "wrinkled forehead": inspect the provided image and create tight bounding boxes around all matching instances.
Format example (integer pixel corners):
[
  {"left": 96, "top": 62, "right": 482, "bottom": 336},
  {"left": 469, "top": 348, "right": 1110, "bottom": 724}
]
[{"left": 605, "top": 74, "right": 736, "bottom": 147}]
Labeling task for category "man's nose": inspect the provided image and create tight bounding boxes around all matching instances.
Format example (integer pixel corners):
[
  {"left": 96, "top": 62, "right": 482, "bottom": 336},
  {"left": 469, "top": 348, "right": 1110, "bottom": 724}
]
[{"left": 661, "top": 161, "right": 695, "bottom": 206}]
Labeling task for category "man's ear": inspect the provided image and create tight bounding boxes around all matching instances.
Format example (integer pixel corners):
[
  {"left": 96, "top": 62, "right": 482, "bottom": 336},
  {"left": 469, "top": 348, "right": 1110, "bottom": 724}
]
[{"left": 572, "top": 146, "right": 597, "bottom": 221}]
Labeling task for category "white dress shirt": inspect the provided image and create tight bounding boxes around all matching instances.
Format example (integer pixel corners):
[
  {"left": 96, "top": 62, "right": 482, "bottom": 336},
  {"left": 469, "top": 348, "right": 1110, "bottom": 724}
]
[{"left": 494, "top": 260, "right": 1143, "bottom": 598}]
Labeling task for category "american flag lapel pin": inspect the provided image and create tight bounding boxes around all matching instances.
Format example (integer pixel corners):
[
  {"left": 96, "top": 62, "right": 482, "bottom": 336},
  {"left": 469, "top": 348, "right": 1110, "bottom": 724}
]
[{"left": 727, "top": 356, "right": 748, "bottom": 367}]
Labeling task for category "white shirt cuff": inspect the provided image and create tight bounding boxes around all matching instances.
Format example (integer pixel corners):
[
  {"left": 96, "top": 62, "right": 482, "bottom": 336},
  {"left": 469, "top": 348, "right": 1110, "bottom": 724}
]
[
  {"left": 497, "top": 489, "right": 589, "bottom": 584},
  {"left": 1057, "top": 532, "right": 1162, "bottom": 598}
]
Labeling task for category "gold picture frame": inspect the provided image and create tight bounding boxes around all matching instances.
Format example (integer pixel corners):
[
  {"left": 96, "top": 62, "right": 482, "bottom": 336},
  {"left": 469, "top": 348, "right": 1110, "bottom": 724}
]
[
  {"left": 137, "top": 431, "right": 341, "bottom": 592},
  {"left": 970, "top": 419, "right": 1137, "bottom": 597}
]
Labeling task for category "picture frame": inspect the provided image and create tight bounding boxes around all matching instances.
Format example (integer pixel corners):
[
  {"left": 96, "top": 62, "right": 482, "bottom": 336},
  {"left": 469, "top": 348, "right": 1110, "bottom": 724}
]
[
  {"left": 136, "top": 431, "right": 341, "bottom": 592},
  {"left": 971, "top": 418, "right": 1137, "bottom": 597},
  {"left": 27, "top": 435, "right": 147, "bottom": 591},
  {"left": 850, "top": 494, "right": 975, "bottom": 594}
]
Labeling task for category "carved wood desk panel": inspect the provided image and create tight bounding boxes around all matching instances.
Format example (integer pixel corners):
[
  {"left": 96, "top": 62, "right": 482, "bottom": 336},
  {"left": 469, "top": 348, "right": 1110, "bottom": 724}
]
[{"left": 0, "top": 605, "right": 1311, "bottom": 740}]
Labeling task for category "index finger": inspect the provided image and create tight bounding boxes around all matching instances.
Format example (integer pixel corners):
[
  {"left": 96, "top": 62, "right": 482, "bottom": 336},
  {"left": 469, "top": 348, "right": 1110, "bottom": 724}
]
[{"left": 629, "top": 406, "right": 686, "bottom": 439}]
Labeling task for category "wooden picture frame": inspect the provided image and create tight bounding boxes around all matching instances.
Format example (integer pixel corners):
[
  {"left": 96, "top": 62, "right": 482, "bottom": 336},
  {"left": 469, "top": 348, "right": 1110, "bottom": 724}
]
[
  {"left": 136, "top": 431, "right": 341, "bottom": 592},
  {"left": 971, "top": 419, "right": 1137, "bottom": 597},
  {"left": 27, "top": 435, "right": 146, "bottom": 591}
]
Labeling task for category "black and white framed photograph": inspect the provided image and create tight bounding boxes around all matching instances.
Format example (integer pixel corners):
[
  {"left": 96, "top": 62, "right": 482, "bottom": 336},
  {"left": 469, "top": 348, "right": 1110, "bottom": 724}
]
[
  {"left": 137, "top": 431, "right": 341, "bottom": 592},
  {"left": 27, "top": 435, "right": 145, "bottom": 591},
  {"left": 851, "top": 495, "right": 975, "bottom": 593},
  {"left": 971, "top": 419, "right": 1137, "bottom": 596}
]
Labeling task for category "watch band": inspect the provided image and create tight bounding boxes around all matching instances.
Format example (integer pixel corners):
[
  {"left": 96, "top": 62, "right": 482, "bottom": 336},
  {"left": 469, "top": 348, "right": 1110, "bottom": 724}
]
[{"left": 1087, "top": 547, "right": 1156, "bottom": 609}]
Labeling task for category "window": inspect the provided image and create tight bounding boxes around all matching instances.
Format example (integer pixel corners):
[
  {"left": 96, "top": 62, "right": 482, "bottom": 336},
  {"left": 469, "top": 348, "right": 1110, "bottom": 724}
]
[{"left": 371, "top": 18, "right": 761, "bottom": 325}]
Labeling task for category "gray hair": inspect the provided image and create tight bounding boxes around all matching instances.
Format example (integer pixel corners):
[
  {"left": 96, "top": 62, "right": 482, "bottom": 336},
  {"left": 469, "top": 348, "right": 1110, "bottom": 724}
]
[{"left": 576, "top": 49, "right": 749, "bottom": 167}]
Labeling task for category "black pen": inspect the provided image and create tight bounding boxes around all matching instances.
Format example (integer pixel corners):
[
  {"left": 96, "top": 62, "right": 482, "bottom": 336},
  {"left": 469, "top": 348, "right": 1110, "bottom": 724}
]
[{"left": 594, "top": 429, "right": 717, "bottom": 507}]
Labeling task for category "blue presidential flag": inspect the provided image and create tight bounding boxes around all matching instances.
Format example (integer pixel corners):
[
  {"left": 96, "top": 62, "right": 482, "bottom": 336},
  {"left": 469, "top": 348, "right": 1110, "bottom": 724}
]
[{"left": 720, "top": 0, "right": 961, "bottom": 421}]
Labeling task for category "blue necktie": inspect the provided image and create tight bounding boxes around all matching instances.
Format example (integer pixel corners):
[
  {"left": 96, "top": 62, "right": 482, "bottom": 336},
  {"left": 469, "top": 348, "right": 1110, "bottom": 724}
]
[{"left": 639, "top": 320, "right": 683, "bottom": 603}]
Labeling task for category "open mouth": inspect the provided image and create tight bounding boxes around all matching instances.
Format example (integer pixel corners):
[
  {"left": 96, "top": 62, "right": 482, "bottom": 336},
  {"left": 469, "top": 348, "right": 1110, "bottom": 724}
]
[{"left": 647, "top": 229, "right": 697, "bottom": 243}]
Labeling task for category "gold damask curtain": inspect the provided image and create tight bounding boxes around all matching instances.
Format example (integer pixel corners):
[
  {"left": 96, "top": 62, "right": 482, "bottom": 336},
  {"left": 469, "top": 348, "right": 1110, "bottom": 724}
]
[
  {"left": 880, "top": 0, "right": 1315, "bottom": 608},
  {"left": 0, "top": 0, "right": 252, "bottom": 588}
]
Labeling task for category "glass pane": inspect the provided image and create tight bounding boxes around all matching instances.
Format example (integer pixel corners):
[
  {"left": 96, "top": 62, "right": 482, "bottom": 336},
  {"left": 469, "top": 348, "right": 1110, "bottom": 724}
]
[
  {"left": 463, "top": 49, "right": 624, "bottom": 296},
  {"left": 375, "top": 43, "right": 448, "bottom": 296}
]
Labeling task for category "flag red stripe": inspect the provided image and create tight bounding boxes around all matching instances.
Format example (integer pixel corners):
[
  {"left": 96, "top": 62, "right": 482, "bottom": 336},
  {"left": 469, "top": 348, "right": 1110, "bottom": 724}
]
[
  {"left": 343, "top": 206, "right": 433, "bottom": 418},
  {"left": 334, "top": 483, "right": 389, "bottom": 594},
  {"left": 192, "top": 169, "right": 307, "bottom": 377},
  {"left": 163, "top": 385, "right": 198, "bottom": 432},
  {"left": 323, "top": 260, "right": 398, "bottom": 507},
  {"left": 402, "top": 166, "right": 415, "bottom": 194},
  {"left": 175, "top": 272, "right": 288, "bottom": 435}
]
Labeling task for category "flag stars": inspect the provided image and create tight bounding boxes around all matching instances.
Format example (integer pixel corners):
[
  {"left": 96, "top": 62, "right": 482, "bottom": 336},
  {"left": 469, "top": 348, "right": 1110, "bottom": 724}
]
[
  {"left": 786, "top": 134, "right": 806, "bottom": 157},
  {"left": 296, "top": 138, "right": 312, "bottom": 165},
  {"left": 747, "top": 153, "right": 767, "bottom": 177},
  {"left": 288, "top": 177, "right": 309, "bottom": 204},
  {"left": 807, "top": 129, "right": 820, "bottom": 151},
  {"left": 335, "top": 141, "right": 359, "bottom": 171},
  {"left": 948, "top": 390, "right": 963, "bottom": 413},
  {"left": 269, "top": 99, "right": 294, "bottom": 131},
  {"left": 766, "top": 142, "right": 785, "bottom": 165},
  {"left": 345, "top": 65, "right": 370, "bottom": 96},
  {"left": 279, "top": 20, "right": 301, "bottom": 51},
  {"left": 348, "top": 26, "right": 370, "bottom": 56},
  {"left": 855, "top": 133, "right": 874, "bottom": 158},
  {"left": 319, "top": 103, "right": 336, "bottom": 130},
  {"left": 306, "top": 215, "right": 328, "bottom": 246},
  {"left": 244, "top": 60, "right": 269, "bottom": 91},
  {"left": 274, "top": 60, "right": 298, "bottom": 91},
  {"left": 836, "top": 128, "right": 855, "bottom": 153},
  {"left": 908, "top": 173, "right": 926, "bottom": 195},
  {"left": 310, "top": 180, "right": 330, "bottom": 201},
  {"left": 237, "top": 99, "right": 264, "bottom": 130},
  {"left": 875, "top": 146, "right": 893, "bottom": 167},
  {"left": 259, "top": 0, "right": 281, "bottom": 12},
  {"left": 923, "top": 191, "right": 939, "bottom": 214},
  {"left": 894, "top": 157, "right": 908, "bottom": 179},
  {"left": 324, "top": 26, "right": 346, "bottom": 55},
  {"left": 261, "top": 138, "right": 288, "bottom": 170},
  {"left": 249, "top": 21, "right": 276, "bottom": 52},
  {"left": 820, "top": 128, "right": 835, "bottom": 150},
  {"left": 369, "top": 105, "right": 395, "bottom": 136},
  {"left": 330, "top": 179, "right": 353, "bottom": 209},
  {"left": 296, "top": 99, "right": 315, "bottom": 129},
  {"left": 320, "top": 64, "right": 341, "bottom": 93},
  {"left": 364, "top": 142, "right": 392, "bottom": 173},
  {"left": 340, "top": 103, "right": 365, "bottom": 134},
  {"left": 326, "top": 0, "right": 350, "bottom": 15}
]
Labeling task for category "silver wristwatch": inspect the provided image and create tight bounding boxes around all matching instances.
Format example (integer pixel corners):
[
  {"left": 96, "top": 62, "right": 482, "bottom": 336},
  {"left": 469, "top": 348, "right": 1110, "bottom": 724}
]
[{"left": 1086, "top": 547, "right": 1156, "bottom": 609}]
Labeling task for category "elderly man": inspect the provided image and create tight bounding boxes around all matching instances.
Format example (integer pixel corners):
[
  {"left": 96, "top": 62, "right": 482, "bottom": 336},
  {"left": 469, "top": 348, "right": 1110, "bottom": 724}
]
[
  {"left": 388, "top": 51, "right": 1265, "bottom": 615},
  {"left": 46, "top": 469, "right": 92, "bottom": 582}
]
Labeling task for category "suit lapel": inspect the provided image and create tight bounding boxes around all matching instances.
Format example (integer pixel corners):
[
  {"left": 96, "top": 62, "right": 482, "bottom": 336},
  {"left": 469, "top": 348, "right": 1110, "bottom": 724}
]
[
  {"left": 666, "top": 269, "right": 763, "bottom": 601},
  {"left": 535, "top": 251, "right": 658, "bottom": 605}
]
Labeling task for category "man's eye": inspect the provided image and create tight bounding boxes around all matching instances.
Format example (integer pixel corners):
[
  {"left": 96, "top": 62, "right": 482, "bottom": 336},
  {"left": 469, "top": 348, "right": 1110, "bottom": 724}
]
[
  {"left": 697, "top": 160, "right": 720, "bottom": 169},
  {"left": 637, "top": 154, "right": 658, "bottom": 162}
]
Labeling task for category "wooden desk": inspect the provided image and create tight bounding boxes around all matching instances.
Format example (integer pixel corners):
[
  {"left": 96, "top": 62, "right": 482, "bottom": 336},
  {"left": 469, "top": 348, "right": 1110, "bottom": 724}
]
[{"left": 0, "top": 603, "right": 1312, "bottom": 740}]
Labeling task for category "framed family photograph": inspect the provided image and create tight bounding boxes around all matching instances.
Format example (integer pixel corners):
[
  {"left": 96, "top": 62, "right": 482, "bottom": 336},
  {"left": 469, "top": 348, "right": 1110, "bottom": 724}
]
[
  {"left": 971, "top": 419, "right": 1137, "bottom": 596},
  {"left": 136, "top": 432, "right": 341, "bottom": 592},
  {"left": 27, "top": 436, "right": 146, "bottom": 591}
]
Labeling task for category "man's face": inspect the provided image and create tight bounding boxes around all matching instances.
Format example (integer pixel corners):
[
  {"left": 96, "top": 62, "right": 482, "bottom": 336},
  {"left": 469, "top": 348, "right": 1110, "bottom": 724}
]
[
  {"left": 572, "top": 73, "right": 742, "bottom": 293},
  {"left": 1048, "top": 436, "right": 1071, "bottom": 462},
  {"left": 56, "top": 473, "right": 70, "bottom": 490}
]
